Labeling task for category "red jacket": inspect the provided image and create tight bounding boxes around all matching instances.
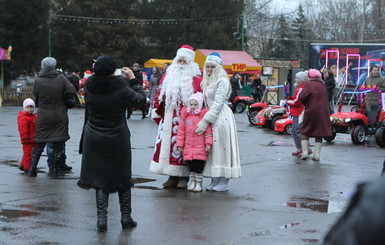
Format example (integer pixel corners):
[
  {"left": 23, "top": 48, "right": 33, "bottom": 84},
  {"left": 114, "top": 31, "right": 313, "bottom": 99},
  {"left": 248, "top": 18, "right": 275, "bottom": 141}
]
[
  {"left": 17, "top": 111, "right": 36, "bottom": 144},
  {"left": 176, "top": 107, "right": 213, "bottom": 161},
  {"left": 286, "top": 83, "right": 305, "bottom": 117}
]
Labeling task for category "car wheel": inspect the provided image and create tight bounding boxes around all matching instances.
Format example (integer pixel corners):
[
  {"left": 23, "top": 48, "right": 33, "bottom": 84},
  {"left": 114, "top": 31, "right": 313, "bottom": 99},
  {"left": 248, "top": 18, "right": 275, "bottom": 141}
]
[
  {"left": 235, "top": 102, "right": 246, "bottom": 113},
  {"left": 351, "top": 125, "right": 366, "bottom": 144},
  {"left": 248, "top": 111, "right": 259, "bottom": 125},
  {"left": 284, "top": 124, "right": 293, "bottom": 135},
  {"left": 270, "top": 116, "right": 284, "bottom": 130},
  {"left": 375, "top": 127, "right": 385, "bottom": 148}
]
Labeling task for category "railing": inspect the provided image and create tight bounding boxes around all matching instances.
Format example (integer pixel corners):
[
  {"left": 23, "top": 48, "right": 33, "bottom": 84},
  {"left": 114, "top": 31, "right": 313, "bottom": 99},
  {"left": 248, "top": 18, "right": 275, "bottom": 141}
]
[{"left": 0, "top": 92, "right": 34, "bottom": 106}]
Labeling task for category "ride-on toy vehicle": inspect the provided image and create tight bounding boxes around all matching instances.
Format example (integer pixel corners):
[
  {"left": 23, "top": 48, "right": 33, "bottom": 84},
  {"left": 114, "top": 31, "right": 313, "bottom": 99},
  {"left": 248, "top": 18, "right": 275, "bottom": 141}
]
[
  {"left": 325, "top": 86, "right": 385, "bottom": 144},
  {"left": 229, "top": 94, "right": 254, "bottom": 113},
  {"left": 254, "top": 106, "right": 288, "bottom": 129},
  {"left": 247, "top": 84, "right": 289, "bottom": 125},
  {"left": 274, "top": 118, "right": 293, "bottom": 135}
]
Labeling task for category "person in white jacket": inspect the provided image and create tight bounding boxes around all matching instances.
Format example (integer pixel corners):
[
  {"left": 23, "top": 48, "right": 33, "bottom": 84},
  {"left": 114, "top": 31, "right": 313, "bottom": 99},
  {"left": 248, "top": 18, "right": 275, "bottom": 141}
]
[{"left": 196, "top": 52, "right": 241, "bottom": 192}]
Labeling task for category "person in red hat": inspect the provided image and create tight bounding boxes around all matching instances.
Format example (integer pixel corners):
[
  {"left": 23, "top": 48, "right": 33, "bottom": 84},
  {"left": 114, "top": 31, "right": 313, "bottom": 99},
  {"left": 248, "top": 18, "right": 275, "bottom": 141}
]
[{"left": 150, "top": 45, "right": 202, "bottom": 189}]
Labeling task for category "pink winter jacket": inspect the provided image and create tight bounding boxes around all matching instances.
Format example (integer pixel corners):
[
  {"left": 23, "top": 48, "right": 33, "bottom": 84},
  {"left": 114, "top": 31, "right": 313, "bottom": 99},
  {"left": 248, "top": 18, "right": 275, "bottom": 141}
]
[{"left": 176, "top": 107, "right": 213, "bottom": 161}]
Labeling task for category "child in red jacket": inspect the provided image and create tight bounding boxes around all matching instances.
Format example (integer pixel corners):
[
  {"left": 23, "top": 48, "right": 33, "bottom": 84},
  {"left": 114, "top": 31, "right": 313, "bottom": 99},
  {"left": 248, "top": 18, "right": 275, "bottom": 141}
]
[
  {"left": 177, "top": 92, "right": 213, "bottom": 192},
  {"left": 17, "top": 98, "right": 36, "bottom": 173}
]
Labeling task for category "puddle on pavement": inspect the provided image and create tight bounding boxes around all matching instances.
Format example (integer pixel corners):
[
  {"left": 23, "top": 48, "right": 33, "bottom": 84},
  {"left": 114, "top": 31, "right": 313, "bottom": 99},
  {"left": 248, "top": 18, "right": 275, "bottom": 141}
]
[
  {"left": 287, "top": 196, "right": 345, "bottom": 213},
  {"left": 134, "top": 186, "right": 162, "bottom": 190},
  {"left": 0, "top": 209, "right": 38, "bottom": 220},
  {"left": 301, "top": 238, "right": 320, "bottom": 243},
  {"left": 132, "top": 177, "right": 160, "bottom": 190},
  {"left": 19, "top": 204, "right": 58, "bottom": 212},
  {"left": 132, "top": 177, "right": 156, "bottom": 184},
  {"left": 267, "top": 140, "right": 290, "bottom": 146},
  {"left": 0, "top": 160, "right": 19, "bottom": 167},
  {"left": 279, "top": 222, "right": 299, "bottom": 229}
]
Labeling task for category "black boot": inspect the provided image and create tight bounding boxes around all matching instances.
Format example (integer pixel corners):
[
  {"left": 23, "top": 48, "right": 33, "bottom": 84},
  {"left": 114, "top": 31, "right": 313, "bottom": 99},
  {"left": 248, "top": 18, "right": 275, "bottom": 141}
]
[
  {"left": 28, "top": 150, "right": 41, "bottom": 177},
  {"left": 96, "top": 189, "right": 109, "bottom": 232},
  {"left": 118, "top": 188, "right": 137, "bottom": 229}
]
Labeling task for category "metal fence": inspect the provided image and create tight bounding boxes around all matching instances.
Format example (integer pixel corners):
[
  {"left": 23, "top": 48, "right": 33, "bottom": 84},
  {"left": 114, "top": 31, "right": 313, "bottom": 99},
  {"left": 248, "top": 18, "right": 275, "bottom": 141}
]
[{"left": 0, "top": 92, "right": 34, "bottom": 106}]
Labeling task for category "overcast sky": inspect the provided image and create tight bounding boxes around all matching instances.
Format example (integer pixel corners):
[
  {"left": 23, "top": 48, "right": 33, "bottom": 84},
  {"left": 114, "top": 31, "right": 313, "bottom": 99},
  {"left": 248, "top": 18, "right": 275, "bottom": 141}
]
[{"left": 272, "top": 0, "right": 300, "bottom": 12}]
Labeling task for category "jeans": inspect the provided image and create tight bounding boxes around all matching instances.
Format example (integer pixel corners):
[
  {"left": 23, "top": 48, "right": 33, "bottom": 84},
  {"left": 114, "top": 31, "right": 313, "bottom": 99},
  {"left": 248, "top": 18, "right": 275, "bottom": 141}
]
[{"left": 46, "top": 142, "right": 66, "bottom": 167}]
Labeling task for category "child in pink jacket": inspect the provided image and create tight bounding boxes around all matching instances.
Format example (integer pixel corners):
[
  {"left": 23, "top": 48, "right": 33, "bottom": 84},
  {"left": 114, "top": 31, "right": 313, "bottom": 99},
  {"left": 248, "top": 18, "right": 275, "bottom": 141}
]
[{"left": 177, "top": 92, "right": 213, "bottom": 192}]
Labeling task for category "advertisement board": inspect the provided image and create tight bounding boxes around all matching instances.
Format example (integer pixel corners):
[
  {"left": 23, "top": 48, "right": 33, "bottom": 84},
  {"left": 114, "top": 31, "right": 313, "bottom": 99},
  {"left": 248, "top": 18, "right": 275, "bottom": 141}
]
[{"left": 310, "top": 43, "right": 385, "bottom": 86}]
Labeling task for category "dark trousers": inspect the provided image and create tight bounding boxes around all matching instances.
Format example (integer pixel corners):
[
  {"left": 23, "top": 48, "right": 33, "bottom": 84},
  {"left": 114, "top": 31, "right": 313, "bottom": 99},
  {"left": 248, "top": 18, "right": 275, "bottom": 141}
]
[
  {"left": 186, "top": 160, "right": 206, "bottom": 173},
  {"left": 33, "top": 142, "right": 65, "bottom": 168}
]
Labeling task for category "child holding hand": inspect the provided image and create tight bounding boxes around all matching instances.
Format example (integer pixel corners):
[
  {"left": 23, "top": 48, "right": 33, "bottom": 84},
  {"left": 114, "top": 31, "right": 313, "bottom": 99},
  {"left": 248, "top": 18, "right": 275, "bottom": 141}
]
[
  {"left": 17, "top": 98, "right": 37, "bottom": 173},
  {"left": 177, "top": 92, "right": 212, "bottom": 192}
]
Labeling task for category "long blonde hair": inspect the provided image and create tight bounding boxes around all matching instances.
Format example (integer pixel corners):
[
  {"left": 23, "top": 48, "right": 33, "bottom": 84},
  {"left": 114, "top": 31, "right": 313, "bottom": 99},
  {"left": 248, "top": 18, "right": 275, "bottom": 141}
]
[{"left": 201, "top": 61, "right": 230, "bottom": 97}]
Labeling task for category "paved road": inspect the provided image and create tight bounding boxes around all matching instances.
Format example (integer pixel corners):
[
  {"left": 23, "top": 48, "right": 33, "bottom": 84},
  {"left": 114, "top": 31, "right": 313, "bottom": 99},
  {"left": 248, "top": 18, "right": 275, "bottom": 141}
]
[{"left": 0, "top": 106, "right": 383, "bottom": 245}]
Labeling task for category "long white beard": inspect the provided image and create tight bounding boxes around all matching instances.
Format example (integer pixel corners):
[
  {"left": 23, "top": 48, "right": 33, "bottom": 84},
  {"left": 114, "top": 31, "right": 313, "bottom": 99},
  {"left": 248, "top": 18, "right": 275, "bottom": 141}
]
[{"left": 159, "top": 63, "right": 199, "bottom": 109}]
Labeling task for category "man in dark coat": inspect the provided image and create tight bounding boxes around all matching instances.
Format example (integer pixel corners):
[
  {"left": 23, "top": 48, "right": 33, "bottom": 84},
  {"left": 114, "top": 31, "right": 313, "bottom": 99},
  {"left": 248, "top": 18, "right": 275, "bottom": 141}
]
[
  {"left": 323, "top": 177, "right": 385, "bottom": 245},
  {"left": 77, "top": 56, "right": 146, "bottom": 232},
  {"left": 29, "top": 57, "right": 76, "bottom": 177},
  {"left": 299, "top": 69, "right": 332, "bottom": 161}
]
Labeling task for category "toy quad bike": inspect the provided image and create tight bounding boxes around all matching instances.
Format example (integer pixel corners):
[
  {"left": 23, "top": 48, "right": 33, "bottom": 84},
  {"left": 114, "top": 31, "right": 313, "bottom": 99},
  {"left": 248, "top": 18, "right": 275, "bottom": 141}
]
[
  {"left": 229, "top": 94, "right": 254, "bottom": 113},
  {"left": 325, "top": 86, "right": 385, "bottom": 144}
]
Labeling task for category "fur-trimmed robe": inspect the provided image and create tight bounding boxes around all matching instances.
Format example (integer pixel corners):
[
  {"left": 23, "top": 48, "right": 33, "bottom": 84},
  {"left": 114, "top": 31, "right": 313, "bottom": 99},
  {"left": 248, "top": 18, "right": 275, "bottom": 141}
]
[{"left": 150, "top": 74, "right": 202, "bottom": 177}]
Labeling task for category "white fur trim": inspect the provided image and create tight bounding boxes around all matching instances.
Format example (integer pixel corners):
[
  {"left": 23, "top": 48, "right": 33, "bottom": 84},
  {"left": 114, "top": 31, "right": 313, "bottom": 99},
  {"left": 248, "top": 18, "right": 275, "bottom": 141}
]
[
  {"left": 176, "top": 48, "right": 195, "bottom": 61},
  {"left": 203, "top": 110, "right": 217, "bottom": 124},
  {"left": 206, "top": 55, "right": 223, "bottom": 65},
  {"left": 149, "top": 107, "right": 189, "bottom": 177}
]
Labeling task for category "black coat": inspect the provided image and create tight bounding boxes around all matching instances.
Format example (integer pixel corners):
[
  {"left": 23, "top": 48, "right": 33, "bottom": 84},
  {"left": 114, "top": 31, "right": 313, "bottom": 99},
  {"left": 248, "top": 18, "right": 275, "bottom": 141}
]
[
  {"left": 77, "top": 75, "right": 146, "bottom": 193},
  {"left": 323, "top": 178, "right": 385, "bottom": 245},
  {"left": 324, "top": 75, "right": 336, "bottom": 102},
  {"left": 33, "top": 69, "right": 76, "bottom": 143}
]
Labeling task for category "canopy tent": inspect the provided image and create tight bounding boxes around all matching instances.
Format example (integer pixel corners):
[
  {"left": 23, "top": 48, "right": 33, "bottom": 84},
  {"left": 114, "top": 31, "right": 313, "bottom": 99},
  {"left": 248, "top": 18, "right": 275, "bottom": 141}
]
[
  {"left": 194, "top": 49, "right": 262, "bottom": 75},
  {"left": 143, "top": 58, "right": 173, "bottom": 80},
  {"left": 144, "top": 58, "right": 173, "bottom": 68}
]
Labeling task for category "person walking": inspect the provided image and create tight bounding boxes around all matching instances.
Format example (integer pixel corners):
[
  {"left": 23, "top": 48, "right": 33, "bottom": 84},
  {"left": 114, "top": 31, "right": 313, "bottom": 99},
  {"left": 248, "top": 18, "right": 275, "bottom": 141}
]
[
  {"left": 286, "top": 71, "right": 312, "bottom": 157},
  {"left": 77, "top": 56, "right": 146, "bottom": 232},
  {"left": 299, "top": 69, "right": 332, "bottom": 161},
  {"left": 196, "top": 52, "right": 241, "bottom": 192},
  {"left": 17, "top": 98, "right": 36, "bottom": 173},
  {"left": 150, "top": 45, "right": 202, "bottom": 189},
  {"left": 29, "top": 57, "right": 76, "bottom": 177},
  {"left": 176, "top": 92, "right": 212, "bottom": 192},
  {"left": 149, "top": 66, "right": 162, "bottom": 107}
]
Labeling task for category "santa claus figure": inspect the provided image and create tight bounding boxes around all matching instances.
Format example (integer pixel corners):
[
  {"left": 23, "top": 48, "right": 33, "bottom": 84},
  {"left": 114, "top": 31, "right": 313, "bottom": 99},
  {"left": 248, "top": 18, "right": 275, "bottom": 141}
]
[{"left": 150, "top": 45, "right": 202, "bottom": 188}]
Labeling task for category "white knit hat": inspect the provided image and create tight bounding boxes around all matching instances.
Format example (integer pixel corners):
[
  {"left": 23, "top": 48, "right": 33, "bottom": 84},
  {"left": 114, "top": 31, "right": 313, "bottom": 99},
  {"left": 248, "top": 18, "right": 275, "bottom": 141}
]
[
  {"left": 188, "top": 92, "right": 204, "bottom": 110},
  {"left": 23, "top": 98, "right": 35, "bottom": 110},
  {"left": 176, "top": 45, "right": 195, "bottom": 61}
]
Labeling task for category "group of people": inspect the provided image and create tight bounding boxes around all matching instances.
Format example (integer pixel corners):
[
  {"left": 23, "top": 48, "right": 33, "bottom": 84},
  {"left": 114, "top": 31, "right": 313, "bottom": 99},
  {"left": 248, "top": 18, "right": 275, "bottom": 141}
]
[
  {"left": 16, "top": 44, "right": 241, "bottom": 232},
  {"left": 287, "top": 69, "right": 332, "bottom": 161}
]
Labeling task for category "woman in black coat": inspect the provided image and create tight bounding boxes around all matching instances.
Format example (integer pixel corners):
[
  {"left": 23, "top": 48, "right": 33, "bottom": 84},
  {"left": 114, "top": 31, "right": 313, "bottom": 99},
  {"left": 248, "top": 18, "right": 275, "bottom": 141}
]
[{"left": 77, "top": 56, "right": 146, "bottom": 232}]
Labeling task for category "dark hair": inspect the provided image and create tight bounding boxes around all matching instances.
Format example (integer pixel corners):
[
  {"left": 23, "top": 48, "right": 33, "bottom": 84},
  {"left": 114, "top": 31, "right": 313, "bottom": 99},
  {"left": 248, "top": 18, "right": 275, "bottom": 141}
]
[
  {"left": 153, "top": 66, "right": 161, "bottom": 74},
  {"left": 370, "top": 65, "right": 379, "bottom": 72}
]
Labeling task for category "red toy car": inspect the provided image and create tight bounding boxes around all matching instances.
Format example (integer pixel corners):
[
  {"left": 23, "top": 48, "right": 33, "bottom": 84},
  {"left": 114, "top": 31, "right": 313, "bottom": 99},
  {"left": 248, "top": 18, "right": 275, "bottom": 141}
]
[{"left": 274, "top": 118, "right": 293, "bottom": 135}]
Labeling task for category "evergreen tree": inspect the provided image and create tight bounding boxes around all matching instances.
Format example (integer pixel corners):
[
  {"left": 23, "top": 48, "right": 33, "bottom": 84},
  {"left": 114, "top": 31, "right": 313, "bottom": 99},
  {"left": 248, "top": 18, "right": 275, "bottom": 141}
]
[
  {"left": 291, "top": 4, "right": 310, "bottom": 67},
  {"left": 268, "top": 15, "right": 293, "bottom": 59},
  {"left": 0, "top": 0, "right": 49, "bottom": 78}
]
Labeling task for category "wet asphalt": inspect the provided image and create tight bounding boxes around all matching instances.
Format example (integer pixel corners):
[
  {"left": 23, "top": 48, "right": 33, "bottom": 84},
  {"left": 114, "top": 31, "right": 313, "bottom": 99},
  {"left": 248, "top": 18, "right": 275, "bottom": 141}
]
[{"left": 0, "top": 105, "right": 383, "bottom": 245}]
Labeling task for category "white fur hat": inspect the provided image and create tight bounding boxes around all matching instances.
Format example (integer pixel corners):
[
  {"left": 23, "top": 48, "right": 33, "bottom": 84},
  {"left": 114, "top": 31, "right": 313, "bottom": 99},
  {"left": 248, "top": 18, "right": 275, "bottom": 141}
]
[{"left": 176, "top": 45, "right": 195, "bottom": 61}]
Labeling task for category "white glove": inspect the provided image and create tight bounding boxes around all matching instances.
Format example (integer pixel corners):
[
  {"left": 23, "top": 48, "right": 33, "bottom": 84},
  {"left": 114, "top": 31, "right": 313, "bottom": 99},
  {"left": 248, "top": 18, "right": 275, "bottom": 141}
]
[
  {"left": 151, "top": 108, "right": 160, "bottom": 120},
  {"left": 195, "top": 119, "right": 209, "bottom": 135}
]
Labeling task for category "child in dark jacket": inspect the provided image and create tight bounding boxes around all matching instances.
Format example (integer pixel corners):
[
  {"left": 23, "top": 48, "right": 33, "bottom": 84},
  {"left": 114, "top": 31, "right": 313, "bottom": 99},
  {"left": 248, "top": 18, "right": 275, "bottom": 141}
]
[
  {"left": 17, "top": 98, "right": 36, "bottom": 172},
  {"left": 177, "top": 92, "right": 213, "bottom": 192}
]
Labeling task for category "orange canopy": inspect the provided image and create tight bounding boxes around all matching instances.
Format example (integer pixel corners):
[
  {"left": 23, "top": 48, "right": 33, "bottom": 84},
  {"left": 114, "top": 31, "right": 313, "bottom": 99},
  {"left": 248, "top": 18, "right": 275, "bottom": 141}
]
[{"left": 194, "top": 49, "right": 262, "bottom": 75}]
